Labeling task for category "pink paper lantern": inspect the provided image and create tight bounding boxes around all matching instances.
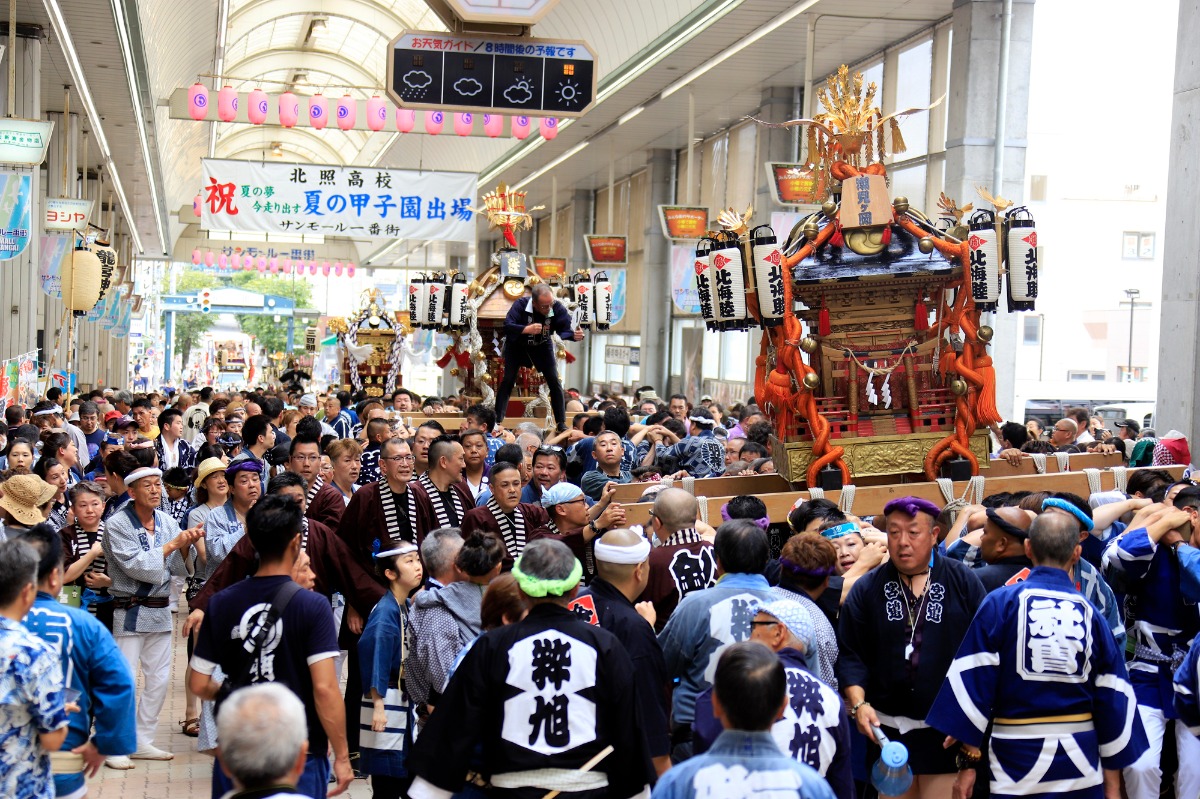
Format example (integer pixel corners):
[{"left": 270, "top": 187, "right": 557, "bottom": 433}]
[
  {"left": 425, "top": 110, "right": 444, "bottom": 135},
  {"left": 282, "top": 258, "right": 292, "bottom": 274},
  {"left": 218, "top": 253, "right": 228, "bottom": 269},
  {"left": 243, "top": 254, "right": 255, "bottom": 270},
  {"left": 336, "top": 95, "right": 356, "bottom": 131},
  {"left": 367, "top": 96, "right": 386, "bottom": 131},
  {"left": 320, "top": 261, "right": 330, "bottom": 277},
  {"left": 454, "top": 113, "right": 473, "bottom": 136},
  {"left": 483, "top": 114, "right": 503, "bottom": 138},
  {"left": 217, "top": 86, "right": 238, "bottom": 122},
  {"left": 396, "top": 108, "right": 415, "bottom": 133},
  {"left": 187, "top": 83, "right": 209, "bottom": 121},
  {"left": 539, "top": 117, "right": 558, "bottom": 140},
  {"left": 191, "top": 249, "right": 201, "bottom": 265},
  {"left": 512, "top": 115, "right": 531, "bottom": 139},
  {"left": 257, "top": 256, "right": 267, "bottom": 272},
  {"left": 308, "top": 262, "right": 318, "bottom": 275},
  {"left": 193, "top": 192, "right": 202, "bottom": 217},
  {"left": 204, "top": 251, "right": 215, "bottom": 267},
  {"left": 347, "top": 264, "right": 356, "bottom": 277},
  {"left": 278, "top": 91, "right": 299, "bottom": 128},
  {"left": 269, "top": 257, "right": 279, "bottom": 273},
  {"left": 248, "top": 88, "right": 269, "bottom": 124},
  {"left": 334, "top": 261, "right": 343, "bottom": 276},
  {"left": 309, "top": 94, "right": 328, "bottom": 130}
]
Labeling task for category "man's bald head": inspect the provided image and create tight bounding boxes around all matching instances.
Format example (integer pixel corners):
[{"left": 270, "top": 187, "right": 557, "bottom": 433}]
[
  {"left": 1028, "top": 511, "right": 1082, "bottom": 568},
  {"left": 990, "top": 507, "right": 1034, "bottom": 538},
  {"left": 653, "top": 487, "right": 699, "bottom": 532},
  {"left": 980, "top": 506, "right": 1036, "bottom": 565}
]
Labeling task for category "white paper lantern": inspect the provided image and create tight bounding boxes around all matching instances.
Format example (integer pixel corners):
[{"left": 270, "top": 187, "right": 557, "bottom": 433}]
[
  {"left": 967, "top": 210, "right": 1001, "bottom": 312},
  {"left": 1005, "top": 207, "right": 1038, "bottom": 311},
  {"left": 695, "top": 239, "right": 718, "bottom": 331},
  {"left": 592, "top": 270, "right": 613, "bottom": 330},
  {"left": 61, "top": 247, "right": 103, "bottom": 312},
  {"left": 572, "top": 274, "right": 593, "bottom": 328},
  {"left": 448, "top": 273, "right": 469, "bottom": 329},
  {"left": 750, "top": 225, "right": 786, "bottom": 326},
  {"left": 710, "top": 237, "right": 747, "bottom": 330}
]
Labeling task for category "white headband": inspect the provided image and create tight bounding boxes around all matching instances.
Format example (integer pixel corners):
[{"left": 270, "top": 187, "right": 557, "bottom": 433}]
[
  {"left": 594, "top": 538, "right": 652, "bottom": 565},
  {"left": 33, "top": 407, "right": 62, "bottom": 417},
  {"left": 125, "top": 467, "right": 163, "bottom": 485},
  {"left": 688, "top": 414, "right": 716, "bottom": 426},
  {"left": 377, "top": 541, "right": 418, "bottom": 559}
]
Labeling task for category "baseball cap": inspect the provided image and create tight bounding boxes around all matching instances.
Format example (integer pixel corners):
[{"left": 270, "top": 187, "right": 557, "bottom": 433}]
[
  {"left": 113, "top": 415, "right": 137, "bottom": 430},
  {"left": 104, "top": 409, "right": 123, "bottom": 423},
  {"left": 540, "top": 482, "right": 585, "bottom": 508},
  {"left": 1115, "top": 418, "right": 1141, "bottom": 435}
]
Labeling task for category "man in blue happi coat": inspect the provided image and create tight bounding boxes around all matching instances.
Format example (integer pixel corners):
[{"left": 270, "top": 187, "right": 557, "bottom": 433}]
[{"left": 929, "top": 511, "right": 1147, "bottom": 799}]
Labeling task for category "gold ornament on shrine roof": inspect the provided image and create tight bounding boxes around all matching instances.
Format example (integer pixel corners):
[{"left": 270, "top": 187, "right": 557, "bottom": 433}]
[{"left": 748, "top": 65, "right": 944, "bottom": 169}]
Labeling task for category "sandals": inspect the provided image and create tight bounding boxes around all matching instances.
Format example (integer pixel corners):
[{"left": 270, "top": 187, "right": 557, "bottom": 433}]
[{"left": 179, "top": 718, "right": 200, "bottom": 737}]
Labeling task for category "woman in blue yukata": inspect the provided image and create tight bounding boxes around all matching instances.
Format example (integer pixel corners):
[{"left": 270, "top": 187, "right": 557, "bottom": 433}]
[{"left": 358, "top": 538, "right": 424, "bottom": 799}]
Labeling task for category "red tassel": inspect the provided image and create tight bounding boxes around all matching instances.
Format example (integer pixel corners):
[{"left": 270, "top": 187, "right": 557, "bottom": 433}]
[
  {"left": 914, "top": 295, "right": 929, "bottom": 331},
  {"left": 455, "top": 351, "right": 472, "bottom": 369},
  {"left": 818, "top": 295, "right": 831, "bottom": 336},
  {"left": 881, "top": 226, "right": 892, "bottom": 246},
  {"left": 436, "top": 350, "right": 454, "bottom": 368},
  {"left": 503, "top": 228, "right": 518, "bottom": 248},
  {"left": 830, "top": 227, "right": 845, "bottom": 248},
  {"left": 564, "top": 351, "right": 576, "bottom": 364}
]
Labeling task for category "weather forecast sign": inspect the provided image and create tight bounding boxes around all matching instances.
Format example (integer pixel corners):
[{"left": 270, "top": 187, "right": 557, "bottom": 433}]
[{"left": 387, "top": 30, "right": 596, "bottom": 118}]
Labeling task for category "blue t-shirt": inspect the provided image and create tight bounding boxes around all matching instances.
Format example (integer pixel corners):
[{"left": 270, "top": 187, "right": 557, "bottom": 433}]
[{"left": 192, "top": 576, "right": 340, "bottom": 752}]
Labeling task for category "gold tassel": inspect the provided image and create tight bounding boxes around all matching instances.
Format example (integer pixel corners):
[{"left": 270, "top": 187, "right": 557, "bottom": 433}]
[
  {"left": 807, "top": 127, "right": 818, "bottom": 167},
  {"left": 877, "top": 124, "right": 887, "bottom": 161},
  {"left": 865, "top": 117, "right": 874, "bottom": 163},
  {"left": 889, "top": 118, "right": 907, "bottom": 156}
]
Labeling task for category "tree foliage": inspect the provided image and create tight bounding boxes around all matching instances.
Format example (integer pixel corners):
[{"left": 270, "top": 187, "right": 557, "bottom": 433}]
[{"left": 230, "top": 272, "right": 314, "bottom": 356}]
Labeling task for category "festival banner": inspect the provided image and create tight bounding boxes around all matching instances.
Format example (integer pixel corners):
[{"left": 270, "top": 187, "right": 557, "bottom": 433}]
[
  {"left": 764, "top": 162, "right": 831, "bottom": 206},
  {"left": 533, "top": 256, "right": 567, "bottom": 279},
  {"left": 583, "top": 235, "right": 627, "bottom": 265},
  {"left": 16, "top": 351, "right": 38, "bottom": 409},
  {"left": 39, "top": 235, "right": 72, "bottom": 297},
  {"left": 0, "top": 358, "right": 16, "bottom": 412},
  {"left": 201, "top": 158, "right": 477, "bottom": 242},
  {"left": 0, "top": 172, "right": 32, "bottom": 260},
  {"left": 657, "top": 205, "right": 710, "bottom": 241}
]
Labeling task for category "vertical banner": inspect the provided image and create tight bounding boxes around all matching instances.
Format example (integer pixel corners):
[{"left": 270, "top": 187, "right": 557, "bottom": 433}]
[
  {"left": 0, "top": 172, "right": 32, "bottom": 260},
  {"left": 0, "top": 359, "right": 16, "bottom": 412},
  {"left": 670, "top": 244, "right": 701, "bottom": 314},
  {"left": 16, "top": 352, "right": 38, "bottom": 408},
  {"left": 39, "top": 235, "right": 72, "bottom": 297}
]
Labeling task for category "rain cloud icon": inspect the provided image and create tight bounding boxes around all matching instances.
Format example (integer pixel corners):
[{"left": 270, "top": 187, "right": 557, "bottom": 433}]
[
  {"left": 403, "top": 70, "right": 433, "bottom": 89},
  {"left": 453, "top": 77, "right": 483, "bottom": 97},
  {"left": 503, "top": 79, "right": 535, "bottom": 105}
]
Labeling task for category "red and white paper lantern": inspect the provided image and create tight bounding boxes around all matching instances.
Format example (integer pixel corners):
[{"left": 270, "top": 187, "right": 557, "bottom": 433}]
[
  {"left": 967, "top": 210, "right": 1001, "bottom": 312},
  {"left": 336, "top": 95, "right": 356, "bottom": 131},
  {"left": 217, "top": 86, "right": 238, "bottom": 122},
  {"left": 1005, "top": 207, "right": 1038, "bottom": 311},
  {"left": 188, "top": 83, "right": 208, "bottom": 120},
  {"left": 278, "top": 91, "right": 299, "bottom": 128},
  {"left": 309, "top": 94, "right": 328, "bottom": 130},
  {"left": 750, "top": 225, "right": 786, "bottom": 326},
  {"left": 248, "top": 88, "right": 269, "bottom": 124}
]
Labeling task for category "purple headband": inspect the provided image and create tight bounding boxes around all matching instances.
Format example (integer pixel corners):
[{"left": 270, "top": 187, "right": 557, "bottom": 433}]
[
  {"left": 779, "top": 556, "right": 835, "bottom": 579},
  {"left": 882, "top": 496, "right": 942, "bottom": 519},
  {"left": 720, "top": 503, "right": 770, "bottom": 530},
  {"left": 225, "top": 458, "right": 263, "bottom": 477}
]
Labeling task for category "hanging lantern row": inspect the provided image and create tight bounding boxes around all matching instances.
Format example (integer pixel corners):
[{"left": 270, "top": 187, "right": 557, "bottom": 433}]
[
  {"left": 694, "top": 225, "right": 787, "bottom": 333},
  {"left": 187, "top": 83, "right": 559, "bottom": 140},
  {"left": 409, "top": 272, "right": 470, "bottom": 332},
  {"left": 566, "top": 271, "right": 613, "bottom": 331},
  {"left": 191, "top": 249, "right": 357, "bottom": 277}
]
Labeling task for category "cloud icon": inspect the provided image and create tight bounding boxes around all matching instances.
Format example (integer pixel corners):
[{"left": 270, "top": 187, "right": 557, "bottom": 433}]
[
  {"left": 403, "top": 70, "right": 433, "bottom": 89},
  {"left": 454, "top": 77, "right": 483, "bottom": 97},
  {"left": 503, "top": 79, "right": 534, "bottom": 105}
]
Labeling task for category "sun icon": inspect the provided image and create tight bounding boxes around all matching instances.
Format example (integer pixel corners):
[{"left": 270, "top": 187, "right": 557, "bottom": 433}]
[{"left": 555, "top": 78, "right": 581, "bottom": 108}]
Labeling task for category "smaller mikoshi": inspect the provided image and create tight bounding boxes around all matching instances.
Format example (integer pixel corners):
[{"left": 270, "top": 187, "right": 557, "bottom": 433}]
[{"left": 329, "top": 288, "right": 411, "bottom": 398}]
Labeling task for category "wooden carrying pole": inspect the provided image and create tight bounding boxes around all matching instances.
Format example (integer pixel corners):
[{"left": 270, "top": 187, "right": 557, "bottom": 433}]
[{"left": 620, "top": 465, "right": 1188, "bottom": 526}]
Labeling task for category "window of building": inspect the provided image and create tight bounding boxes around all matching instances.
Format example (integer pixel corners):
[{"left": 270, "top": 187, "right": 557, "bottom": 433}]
[
  {"left": 589, "top": 334, "right": 641, "bottom": 388},
  {"left": 1066, "top": 371, "right": 1106, "bottom": 382},
  {"left": 1117, "top": 366, "right": 1149, "bottom": 383},
  {"left": 1022, "top": 315, "right": 1041, "bottom": 345},
  {"left": 895, "top": 38, "right": 933, "bottom": 158},
  {"left": 1122, "top": 231, "right": 1155, "bottom": 260}
]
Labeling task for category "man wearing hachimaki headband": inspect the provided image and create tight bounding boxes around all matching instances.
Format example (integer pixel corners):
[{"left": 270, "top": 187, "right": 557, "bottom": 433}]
[
  {"left": 406, "top": 538, "right": 655, "bottom": 799},
  {"left": 836, "top": 496, "right": 986, "bottom": 798}
]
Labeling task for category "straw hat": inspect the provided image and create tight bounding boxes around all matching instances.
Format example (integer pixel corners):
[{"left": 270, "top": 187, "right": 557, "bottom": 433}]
[
  {"left": 0, "top": 474, "right": 59, "bottom": 527},
  {"left": 193, "top": 457, "right": 227, "bottom": 489}
]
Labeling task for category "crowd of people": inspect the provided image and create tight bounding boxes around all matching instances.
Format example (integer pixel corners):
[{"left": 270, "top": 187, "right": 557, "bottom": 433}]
[{"left": 0, "top": 381, "right": 1197, "bottom": 799}]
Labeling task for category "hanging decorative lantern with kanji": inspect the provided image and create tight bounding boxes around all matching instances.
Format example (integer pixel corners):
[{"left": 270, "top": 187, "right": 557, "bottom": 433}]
[
  {"left": 750, "top": 225, "right": 786, "bottom": 326},
  {"left": 1004, "top": 206, "right": 1038, "bottom": 311},
  {"left": 695, "top": 238, "right": 718, "bottom": 331},
  {"left": 967, "top": 209, "right": 1001, "bottom": 312}
]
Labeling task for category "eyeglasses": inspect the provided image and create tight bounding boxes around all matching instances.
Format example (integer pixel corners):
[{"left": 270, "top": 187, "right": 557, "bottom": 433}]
[
  {"left": 292, "top": 454, "right": 320, "bottom": 462},
  {"left": 749, "top": 620, "right": 780, "bottom": 628},
  {"left": 383, "top": 454, "right": 416, "bottom": 463}
]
